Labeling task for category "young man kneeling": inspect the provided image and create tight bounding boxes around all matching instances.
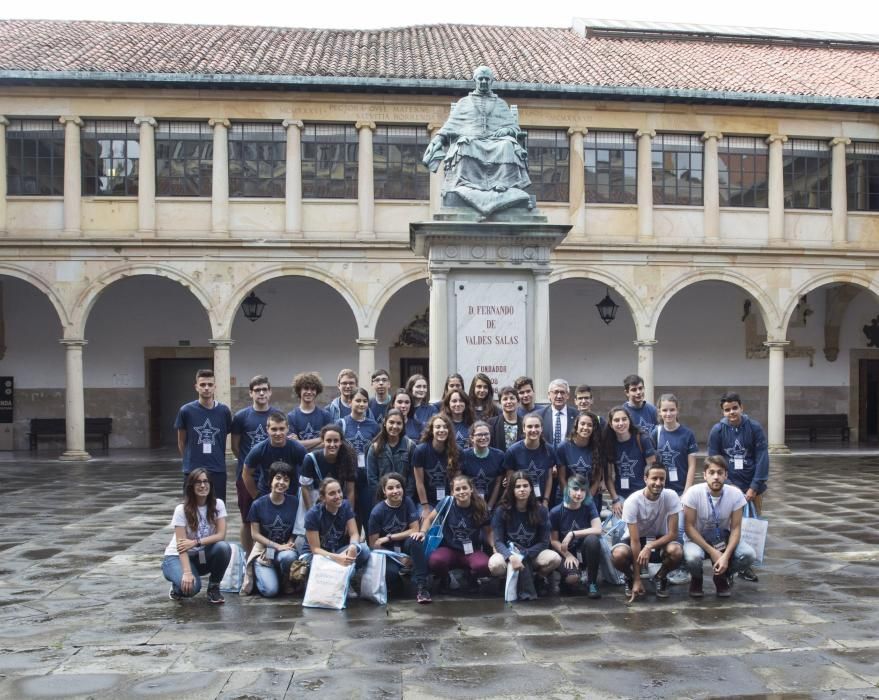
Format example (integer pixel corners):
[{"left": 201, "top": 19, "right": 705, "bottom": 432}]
[{"left": 682, "top": 456, "right": 756, "bottom": 598}]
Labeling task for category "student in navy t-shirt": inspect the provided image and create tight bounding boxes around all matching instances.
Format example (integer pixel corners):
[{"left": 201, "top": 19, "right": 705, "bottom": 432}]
[
  {"left": 468, "top": 372, "right": 498, "bottom": 422},
  {"left": 405, "top": 374, "right": 437, "bottom": 426},
  {"left": 336, "top": 387, "right": 380, "bottom": 530},
  {"left": 174, "top": 368, "right": 233, "bottom": 504},
  {"left": 441, "top": 389, "right": 474, "bottom": 452},
  {"left": 231, "top": 374, "right": 276, "bottom": 551},
  {"left": 287, "top": 371, "right": 332, "bottom": 451},
  {"left": 556, "top": 411, "right": 605, "bottom": 502},
  {"left": 368, "top": 368, "right": 392, "bottom": 424},
  {"left": 392, "top": 388, "right": 423, "bottom": 442},
  {"left": 299, "top": 424, "right": 357, "bottom": 509},
  {"left": 246, "top": 462, "right": 300, "bottom": 598},
  {"left": 300, "top": 478, "right": 369, "bottom": 573},
  {"left": 367, "top": 472, "right": 431, "bottom": 604},
  {"left": 459, "top": 421, "right": 505, "bottom": 509},
  {"left": 366, "top": 409, "right": 416, "bottom": 501},
  {"left": 502, "top": 413, "right": 556, "bottom": 506},
  {"left": 412, "top": 414, "right": 460, "bottom": 516},
  {"left": 549, "top": 474, "right": 603, "bottom": 597},
  {"left": 605, "top": 406, "right": 656, "bottom": 516},
  {"left": 242, "top": 412, "right": 306, "bottom": 498},
  {"left": 653, "top": 394, "right": 699, "bottom": 496},
  {"left": 488, "top": 471, "right": 561, "bottom": 600},
  {"left": 623, "top": 373, "right": 659, "bottom": 433}
]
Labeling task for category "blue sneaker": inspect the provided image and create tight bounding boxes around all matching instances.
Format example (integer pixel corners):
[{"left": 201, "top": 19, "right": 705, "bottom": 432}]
[{"left": 588, "top": 582, "right": 601, "bottom": 599}]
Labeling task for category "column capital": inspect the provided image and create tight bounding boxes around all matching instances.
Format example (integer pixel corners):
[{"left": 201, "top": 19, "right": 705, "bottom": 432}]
[
  {"left": 764, "top": 339, "right": 790, "bottom": 349},
  {"left": 356, "top": 337, "right": 378, "bottom": 348},
  {"left": 430, "top": 266, "right": 450, "bottom": 278},
  {"left": 134, "top": 116, "right": 157, "bottom": 128},
  {"left": 701, "top": 130, "right": 723, "bottom": 141},
  {"left": 59, "top": 338, "right": 88, "bottom": 347},
  {"left": 829, "top": 136, "right": 851, "bottom": 148},
  {"left": 282, "top": 119, "right": 304, "bottom": 130},
  {"left": 209, "top": 338, "right": 235, "bottom": 348},
  {"left": 766, "top": 134, "right": 788, "bottom": 145},
  {"left": 633, "top": 338, "right": 658, "bottom": 348},
  {"left": 567, "top": 126, "right": 589, "bottom": 136},
  {"left": 0, "top": 116, "right": 8, "bottom": 127},
  {"left": 635, "top": 129, "right": 655, "bottom": 140},
  {"left": 355, "top": 120, "right": 376, "bottom": 131},
  {"left": 208, "top": 118, "right": 230, "bottom": 129},
  {"left": 59, "top": 115, "right": 83, "bottom": 127},
  {"left": 533, "top": 268, "right": 552, "bottom": 281}
]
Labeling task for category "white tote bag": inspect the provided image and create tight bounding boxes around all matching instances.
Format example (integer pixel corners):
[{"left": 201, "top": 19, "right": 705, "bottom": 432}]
[
  {"left": 739, "top": 502, "right": 768, "bottom": 565},
  {"left": 302, "top": 555, "right": 355, "bottom": 610},
  {"left": 360, "top": 551, "right": 388, "bottom": 605}
]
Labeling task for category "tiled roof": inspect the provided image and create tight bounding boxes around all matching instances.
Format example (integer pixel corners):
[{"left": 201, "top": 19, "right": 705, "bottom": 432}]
[{"left": 1, "top": 19, "right": 878, "bottom": 103}]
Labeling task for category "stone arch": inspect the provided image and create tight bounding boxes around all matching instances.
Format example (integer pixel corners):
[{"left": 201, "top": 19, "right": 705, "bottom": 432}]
[
  {"left": 72, "top": 263, "right": 215, "bottom": 338},
  {"left": 364, "top": 267, "right": 429, "bottom": 333},
  {"left": 0, "top": 264, "right": 70, "bottom": 329},
  {"left": 651, "top": 269, "right": 780, "bottom": 337},
  {"left": 781, "top": 270, "right": 879, "bottom": 334},
  {"left": 222, "top": 265, "right": 364, "bottom": 336},
  {"left": 550, "top": 266, "right": 647, "bottom": 334}
]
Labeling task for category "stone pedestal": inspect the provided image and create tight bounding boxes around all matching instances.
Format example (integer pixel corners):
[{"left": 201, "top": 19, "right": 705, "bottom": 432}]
[{"left": 411, "top": 213, "right": 570, "bottom": 395}]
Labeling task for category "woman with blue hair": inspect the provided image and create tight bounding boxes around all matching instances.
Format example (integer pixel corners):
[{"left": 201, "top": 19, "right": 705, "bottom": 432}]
[{"left": 549, "top": 474, "right": 603, "bottom": 598}]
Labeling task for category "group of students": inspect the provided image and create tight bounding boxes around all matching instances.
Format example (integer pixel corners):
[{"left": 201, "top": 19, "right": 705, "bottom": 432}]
[{"left": 162, "top": 368, "right": 768, "bottom": 605}]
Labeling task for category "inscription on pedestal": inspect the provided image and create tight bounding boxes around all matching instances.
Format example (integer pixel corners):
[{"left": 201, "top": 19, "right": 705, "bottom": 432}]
[{"left": 455, "top": 281, "right": 527, "bottom": 389}]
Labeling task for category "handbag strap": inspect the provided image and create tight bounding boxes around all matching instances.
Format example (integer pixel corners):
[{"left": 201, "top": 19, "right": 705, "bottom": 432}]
[
  {"left": 434, "top": 496, "right": 453, "bottom": 529},
  {"left": 305, "top": 452, "right": 322, "bottom": 483}
]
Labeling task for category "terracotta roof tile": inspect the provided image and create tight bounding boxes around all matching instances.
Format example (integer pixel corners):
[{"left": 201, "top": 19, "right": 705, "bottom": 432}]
[{"left": 0, "top": 19, "right": 878, "bottom": 101}]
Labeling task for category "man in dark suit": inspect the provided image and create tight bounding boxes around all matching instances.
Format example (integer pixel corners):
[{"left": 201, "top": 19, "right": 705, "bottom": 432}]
[{"left": 539, "top": 378, "right": 579, "bottom": 448}]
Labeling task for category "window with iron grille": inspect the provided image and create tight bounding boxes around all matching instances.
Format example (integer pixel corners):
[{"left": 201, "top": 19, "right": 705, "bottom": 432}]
[
  {"left": 526, "top": 129, "right": 569, "bottom": 202},
  {"left": 81, "top": 120, "right": 140, "bottom": 196},
  {"left": 651, "top": 133, "right": 703, "bottom": 205},
  {"left": 373, "top": 126, "right": 430, "bottom": 200},
  {"left": 155, "top": 121, "right": 213, "bottom": 197},
  {"left": 783, "top": 139, "right": 830, "bottom": 210},
  {"left": 6, "top": 119, "right": 65, "bottom": 195},
  {"left": 584, "top": 131, "right": 637, "bottom": 204},
  {"left": 846, "top": 141, "right": 879, "bottom": 212},
  {"left": 228, "top": 123, "right": 286, "bottom": 198},
  {"left": 718, "top": 136, "right": 768, "bottom": 207},
  {"left": 301, "top": 123, "right": 358, "bottom": 199}
]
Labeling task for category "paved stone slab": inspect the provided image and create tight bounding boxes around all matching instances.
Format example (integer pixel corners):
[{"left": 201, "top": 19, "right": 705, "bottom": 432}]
[
  {"left": 216, "top": 670, "right": 293, "bottom": 699},
  {"left": 403, "top": 662, "right": 568, "bottom": 699},
  {"left": 289, "top": 668, "right": 403, "bottom": 699}
]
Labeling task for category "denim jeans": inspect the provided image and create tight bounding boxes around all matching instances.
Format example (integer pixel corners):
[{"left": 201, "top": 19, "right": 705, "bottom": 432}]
[
  {"left": 383, "top": 537, "right": 428, "bottom": 588},
  {"left": 684, "top": 540, "right": 756, "bottom": 577},
  {"left": 162, "top": 541, "right": 231, "bottom": 597},
  {"left": 254, "top": 547, "right": 299, "bottom": 598}
]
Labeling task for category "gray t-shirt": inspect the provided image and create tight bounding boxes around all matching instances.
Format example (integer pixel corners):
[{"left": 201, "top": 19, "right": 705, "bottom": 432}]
[
  {"left": 621, "top": 489, "right": 681, "bottom": 538},
  {"left": 681, "top": 483, "right": 746, "bottom": 541}
]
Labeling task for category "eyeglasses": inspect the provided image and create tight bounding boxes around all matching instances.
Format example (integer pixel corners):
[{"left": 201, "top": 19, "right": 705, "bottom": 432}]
[
  {"left": 194, "top": 479, "right": 211, "bottom": 485},
  {"left": 473, "top": 433, "right": 491, "bottom": 439},
  {"left": 252, "top": 387, "right": 270, "bottom": 393}
]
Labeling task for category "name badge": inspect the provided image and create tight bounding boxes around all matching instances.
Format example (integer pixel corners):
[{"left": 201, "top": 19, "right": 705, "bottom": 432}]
[
  {"left": 357, "top": 453, "right": 365, "bottom": 468},
  {"left": 478, "top": 490, "right": 485, "bottom": 499},
  {"left": 576, "top": 549, "right": 583, "bottom": 563},
  {"left": 436, "top": 488, "right": 446, "bottom": 500},
  {"left": 621, "top": 478, "right": 630, "bottom": 490},
  {"left": 534, "top": 484, "right": 541, "bottom": 498},
  {"left": 265, "top": 547, "right": 276, "bottom": 561},
  {"left": 462, "top": 540, "right": 474, "bottom": 555},
  {"left": 734, "top": 457, "right": 744, "bottom": 471},
  {"left": 669, "top": 468, "right": 679, "bottom": 482},
  {"left": 198, "top": 549, "right": 207, "bottom": 565},
  {"left": 202, "top": 442, "right": 212, "bottom": 454}
]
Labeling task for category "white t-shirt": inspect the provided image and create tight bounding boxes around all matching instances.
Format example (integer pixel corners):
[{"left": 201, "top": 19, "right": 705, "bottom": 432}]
[
  {"left": 163, "top": 499, "right": 227, "bottom": 556},
  {"left": 621, "top": 489, "right": 681, "bottom": 538},
  {"left": 681, "top": 483, "right": 746, "bottom": 541}
]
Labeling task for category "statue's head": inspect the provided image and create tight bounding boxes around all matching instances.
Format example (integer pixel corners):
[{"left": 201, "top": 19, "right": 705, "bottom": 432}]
[{"left": 473, "top": 66, "right": 494, "bottom": 95}]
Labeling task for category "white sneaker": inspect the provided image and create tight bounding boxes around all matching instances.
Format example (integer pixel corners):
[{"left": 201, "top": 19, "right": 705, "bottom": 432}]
[{"left": 668, "top": 568, "right": 691, "bottom": 585}]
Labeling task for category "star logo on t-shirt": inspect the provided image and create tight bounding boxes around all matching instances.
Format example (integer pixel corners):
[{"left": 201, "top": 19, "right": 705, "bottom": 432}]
[
  {"left": 509, "top": 522, "right": 535, "bottom": 548},
  {"left": 449, "top": 515, "right": 473, "bottom": 544},
  {"left": 351, "top": 430, "right": 369, "bottom": 455},
  {"left": 567, "top": 517, "right": 583, "bottom": 536},
  {"left": 637, "top": 417, "right": 653, "bottom": 431},
  {"left": 724, "top": 440, "right": 748, "bottom": 463},
  {"left": 322, "top": 522, "right": 343, "bottom": 551},
  {"left": 387, "top": 514, "right": 407, "bottom": 535},
  {"left": 246, "top": 423, "right": 268, "bottom": 447},
  {"left": 299, "top": 422, "right": 319, "bottom": 440},
  {"left": 617, "top": 453, "right": 638, "bottom": 481},
  {"left": 268, "top": 513, "right": 290, "bottom": 543},
  {"left": 572, "top": 456, "right": 591, "bottom": 476},
  {"left": 524, "top": 459, "right": 542, "bottom": 482},
  {"left": 427, "top": 460, "right": 446, "bottom": 488},
  {"left": 194, "top": 419, "right": 220, "bottom": 446},
  {"left": 657, "top": 442, "right": 680, "bottom": 469}
]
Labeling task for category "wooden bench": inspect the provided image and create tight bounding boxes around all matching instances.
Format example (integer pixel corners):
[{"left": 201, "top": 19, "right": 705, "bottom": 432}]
[
  {"left": 785, "top": 414, "right": 850, "bottom": 442},
  {"left": 28, "top": 418, "right": 113, "bottom": 451}
]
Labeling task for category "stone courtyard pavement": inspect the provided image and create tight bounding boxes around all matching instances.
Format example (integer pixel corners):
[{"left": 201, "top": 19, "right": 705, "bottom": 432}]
[{"left": 0, "top": 451, "right": 878, "bottom": 699}]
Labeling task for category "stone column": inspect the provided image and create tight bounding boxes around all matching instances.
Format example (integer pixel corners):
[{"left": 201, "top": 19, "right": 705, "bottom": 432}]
[
  {"left": 568, "top": 127, "right": 588, "bottom": 237},
  {"left": 533, "top": 269, "right": 552, "bottom": 396},
  {"left": 59, "top": 338, "right": 90, "bottom": 461},
  {"left": 428, "top": 267, "right": 449, "bottom": 401},
  {"left": 59, "top": 116, "right": 83, "bottom": 235},
  {"left": 357, "top": 338, "right": 377, "bottom": 386},
  {"left": 209, "top": 338, "right": 234, "bottom": 413},
  {"left": 765, "top": 340, "right": 790, "bottom": 454},
  {"left": 830, "top": 137, "right": 851, "bottom": 245},
  {"left": 0, "top": 116, "right": 8, "bottom": 234},
  {"left": 428, "top": 123, "right": 443, "bottom": 216},
  {"left": 636, "top": 129, "right": 655, "bottom": 241},
  {"left": 356, "top": 121, "right": 376, "bottom": 240},
  {"left": 766, "top": 134, "right": 788, "bottom": 244},
  {"left": 283, "top": 119, "right": 304, "bottom": 236},
  {"left": 702, "top": 131, "right": 722, "bottom": 243},
  {"left": 209, "top": 118, "right": 230, "bottom": 235},
  {"left": 634, "top": 339, "right": 658, "bottom": 404},
  {"left": 134, "top": 117, "right": 157, "bottom": 236}
]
